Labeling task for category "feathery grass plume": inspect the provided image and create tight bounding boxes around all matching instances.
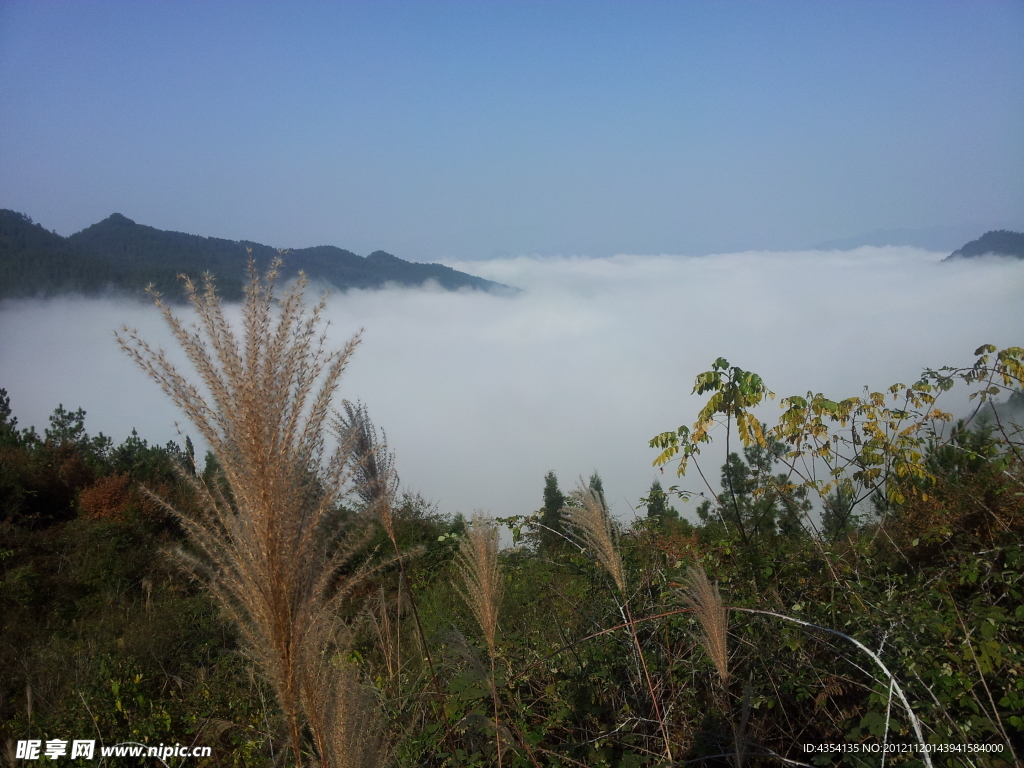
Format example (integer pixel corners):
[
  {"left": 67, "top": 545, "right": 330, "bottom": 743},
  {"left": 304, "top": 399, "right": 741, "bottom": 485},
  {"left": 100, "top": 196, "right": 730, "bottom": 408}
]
[
  {"left": 455, "top": 514, "right": 503, "bottom": 657},
  {"left": 565, "top": 481, "right": 674, "bottom": 762},
  {"left": 335, "top": 400, "right": 456, "bottom": 754},
  {"left": 117, "top": 257, "right": 367, "bottom": 768},
  {"left": 564, "top": 482, "right": 626, "bottom": 593},
  {"left": 682, "top": 566, "right": 729, "bottom": 684},
  {"left": 300, "top": 620, "right": 389, "bottom": 768},
  {"left": 338, "top": 400, "right": 398, "bottom": 538},
  {"left": 369, "top": 587, "right": 403, "bottom": 694},
  {"left": 455, "top": 514, "right": 505, "bottom": 768}
]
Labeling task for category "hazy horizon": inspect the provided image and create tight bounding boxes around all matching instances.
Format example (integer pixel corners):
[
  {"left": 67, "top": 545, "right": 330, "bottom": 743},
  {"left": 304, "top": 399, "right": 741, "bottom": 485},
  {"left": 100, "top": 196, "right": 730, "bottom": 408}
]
[{"left": 5, "top": 207, "right": 1024, "bottom": 262}]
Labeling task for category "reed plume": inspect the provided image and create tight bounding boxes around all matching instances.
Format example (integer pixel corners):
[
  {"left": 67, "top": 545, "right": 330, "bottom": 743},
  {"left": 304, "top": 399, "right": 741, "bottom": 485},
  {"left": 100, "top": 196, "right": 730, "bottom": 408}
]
[
  {"left": 564, "top": 481, "right": 672, "bottom": 762},
  {"left": 117, "top": 258, "right": 369, "bottom": 768},
  {"left": 300, "top": 620, "right": 388, "bottom": 768},
  {"left": 682, "top": 566, "right": 729, "bottom": 684},
  {"left": 682, "top": 566, "right": 740, "bottom": 766},
  {"left": 563, "top": 483, "right": 626, "bottom": 593},
  {"left": 455, "top": 514, "right": 504, "bottom": 767},
  {"left": 455, "top": 514, "right": 503, "bottom": 658},
  {"left": 335, "top": 399, "right": 454, "bottom": 752},
  {"left": 338, "top": 401, "right": 398, "bottom": 539}
]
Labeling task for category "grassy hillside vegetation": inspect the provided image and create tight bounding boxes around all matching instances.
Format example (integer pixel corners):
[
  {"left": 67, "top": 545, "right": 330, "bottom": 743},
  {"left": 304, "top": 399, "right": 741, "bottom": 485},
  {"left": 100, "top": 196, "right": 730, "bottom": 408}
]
[{"left": 1, "top": 265, "right": 1021, "bottom": 767}]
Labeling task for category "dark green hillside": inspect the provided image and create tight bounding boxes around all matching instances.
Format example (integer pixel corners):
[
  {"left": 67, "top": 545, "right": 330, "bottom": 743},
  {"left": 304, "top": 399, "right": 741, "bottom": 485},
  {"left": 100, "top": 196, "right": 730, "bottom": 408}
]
[
  {"left": 945, "top": 229, "right": 1024, "bottom": 260},
  {"left": 0, "top": 210, "right": 512, "bottom": 300},
  {"left": 70, "top": 212, "right": 280, "bottom": 275},
  {"left": 0, "top": 211, "right": 127, "bottom": 296}
]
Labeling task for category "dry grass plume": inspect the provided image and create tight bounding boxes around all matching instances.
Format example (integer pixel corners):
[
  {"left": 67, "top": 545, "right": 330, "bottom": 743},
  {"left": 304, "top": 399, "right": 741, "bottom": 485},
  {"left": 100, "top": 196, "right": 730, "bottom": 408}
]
[
  {"left": 300, "top": 621, "right": 389, "bottom": 768},
  {"left": 336, "top": 398, "right": 455, "bottom": 753},
  {"left": 564, "top": 483, "right": 626, "bottom": 593},
  {"left": 564, "top": 481, "right": 674, "bottom": 761},
  {"left": 117, "top": 258, "right": 374, "bottom": 767},
  {"left": 455, "top": 514, "right": 503, "bottom": 657},
  {"left": 683, "top": 566, "right": 730, "bottom": 684},
  {"left": 455, "top": 514, "right": 505, "bottom": 767},
  {"left": 337, "top": 400, "right": 398, "bottom": 539}
]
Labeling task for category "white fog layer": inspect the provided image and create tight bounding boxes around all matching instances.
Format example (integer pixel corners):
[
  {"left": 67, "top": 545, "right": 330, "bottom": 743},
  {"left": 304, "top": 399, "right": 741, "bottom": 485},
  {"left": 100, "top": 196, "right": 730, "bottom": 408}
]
[{"left": 1, "top": 247, "right": 1021, "bottom": 522}]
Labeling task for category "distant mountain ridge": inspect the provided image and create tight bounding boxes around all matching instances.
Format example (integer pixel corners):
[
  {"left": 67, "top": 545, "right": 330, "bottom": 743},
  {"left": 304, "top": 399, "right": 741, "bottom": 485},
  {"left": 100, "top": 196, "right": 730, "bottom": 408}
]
[
  {"left": 0, "top": 210, "right": 513, "bottom": 300},
  {"left": 808, "top": 224, "right": 994, "bottom": 252},
  {"left": 945, "top": 230, "right": 1024, "bottom": 261}
]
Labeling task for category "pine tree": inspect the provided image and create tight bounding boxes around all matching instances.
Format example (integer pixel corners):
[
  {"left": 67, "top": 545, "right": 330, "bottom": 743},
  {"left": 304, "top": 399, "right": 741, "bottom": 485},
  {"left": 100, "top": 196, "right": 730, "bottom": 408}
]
[
  {"left": 539, "top": 470, "right": 566, "bottom": 551},
  {"left": 588, "top": 470, "right": 606, "bottom": 510},
  {"left": 644, "top": 478, "right": 678, "bottom": 522}
]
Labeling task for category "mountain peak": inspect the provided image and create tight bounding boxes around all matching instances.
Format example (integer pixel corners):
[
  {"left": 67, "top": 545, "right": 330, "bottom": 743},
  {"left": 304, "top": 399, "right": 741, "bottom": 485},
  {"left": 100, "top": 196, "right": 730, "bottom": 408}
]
[
  {"left": 946, "top": 230, "right": 1024, "bottom": 261},
  {"left": 1, "top": 210, "right": 515, "bottom": 300}
]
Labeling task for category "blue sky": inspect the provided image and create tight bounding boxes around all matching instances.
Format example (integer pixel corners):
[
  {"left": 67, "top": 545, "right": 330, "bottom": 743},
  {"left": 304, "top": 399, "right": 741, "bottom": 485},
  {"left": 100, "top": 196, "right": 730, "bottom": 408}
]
[{"left": 1, "top": 1, "right": 1022, "bottom": 260}]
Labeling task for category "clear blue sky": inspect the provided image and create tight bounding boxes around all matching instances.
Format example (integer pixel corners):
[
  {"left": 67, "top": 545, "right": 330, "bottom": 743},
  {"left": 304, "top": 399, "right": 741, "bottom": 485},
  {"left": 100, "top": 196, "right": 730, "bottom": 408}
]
[{"left": 1, "top": 1, "right": 1022, "bottom": 260}]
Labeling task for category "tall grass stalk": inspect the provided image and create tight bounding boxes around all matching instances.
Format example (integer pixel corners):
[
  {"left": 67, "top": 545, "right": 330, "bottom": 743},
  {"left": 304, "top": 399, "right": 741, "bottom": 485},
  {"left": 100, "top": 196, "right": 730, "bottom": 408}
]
[
  {"left": 564, "top": 484, "right": 673, "bottom": 763},
  {"left": 300, "top": 619, "right": 387, "bottom": 768},
  {"left": 455, "top": 514, "right": 505, "bottom": 768},
  {"left": 118, "top": 258, "right": 370, "bottom": 768},
  {"left": 336, "top": 401, "right": 456, "bottom": 753},
  {"left": 681, "top": 566, "right": 729, "bottom": 685},
  {"left": 682, "top": 567, "right": 742, "bottom": 766}
]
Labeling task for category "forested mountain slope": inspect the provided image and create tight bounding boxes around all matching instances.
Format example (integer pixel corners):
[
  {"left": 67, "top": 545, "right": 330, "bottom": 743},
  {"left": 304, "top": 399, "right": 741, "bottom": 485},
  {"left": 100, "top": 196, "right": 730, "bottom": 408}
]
[
  {"left": 945, "top": 229, "right": 1024, "bottom": 260},
  {"left": 0, "top": 210, "right": 512, "bottom": 300}
]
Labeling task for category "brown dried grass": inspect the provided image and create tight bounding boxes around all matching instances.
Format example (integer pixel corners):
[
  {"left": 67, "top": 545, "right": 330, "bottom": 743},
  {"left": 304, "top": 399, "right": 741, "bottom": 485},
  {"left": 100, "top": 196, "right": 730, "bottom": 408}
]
[
  {"left": 336, "top": 398, "right": 455, "bottom": 754},
  {"left": 77, "top": 473, "right": 132, "bottom": 520},
  {"left": 455, "top": 514, "right": 503, "bottom": 657},
  {"left": 564, "top": 482, "right": 676, "bottom": 761},
  {"left": 682, "top": 566, "right": 729, "bottom": 684},
  {"left": 117, "top": 258, "right": 376, "bottom": 767},
  {"left": 454, "top": 514, "right": 505, "bottom": 768},
  {"left": 336, "top": 401, "right": 398, "bottom": 538},
  {"left": 300, "top": 622, "right": 388, "bottom": 768},
  {"left": 564, "top": 483, "right": 626, "bottom": 593}
]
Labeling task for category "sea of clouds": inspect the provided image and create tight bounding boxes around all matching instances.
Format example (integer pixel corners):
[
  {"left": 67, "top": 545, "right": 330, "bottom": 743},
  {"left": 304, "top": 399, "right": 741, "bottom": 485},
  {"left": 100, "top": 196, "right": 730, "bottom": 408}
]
[{"left": 1, "top": 247, "right": 1021, "bottom": 526}]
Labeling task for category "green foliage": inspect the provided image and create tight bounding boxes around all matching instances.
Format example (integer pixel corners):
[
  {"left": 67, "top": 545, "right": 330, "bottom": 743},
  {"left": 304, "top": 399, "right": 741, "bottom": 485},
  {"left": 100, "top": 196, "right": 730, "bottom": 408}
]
[
  {"left": 1, "top": 388, "right": 19, "bottom": 446},
  {"left": 650, "top": 358, "right": 774, "bottom": 478},
  {"left": 821, "top": 477, "right": 859, "bottom": 540},
  {"left": 1, "top": 451, "right": 270, "bottom": 765},
  {"left": 538, "top": 471, "right": 566, "bottom": 552},
  {"left": 653, "top": 345, "right": 1024, "bottom": 515},
  {"left": 4, "top": 343, "right": 1023, "bottom": 767},
  {"left": 694, "top": 438, "right": 810, "bottom": 545},
  {"left": 641, "top": 479, "right": 677, "bottom": 523}
]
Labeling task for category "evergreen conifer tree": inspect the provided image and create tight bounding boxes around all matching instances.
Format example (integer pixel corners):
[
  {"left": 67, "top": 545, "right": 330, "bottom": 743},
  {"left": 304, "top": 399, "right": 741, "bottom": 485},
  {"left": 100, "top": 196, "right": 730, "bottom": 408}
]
[
  {"left": 539, "top": 470, "right": 566, "bottom": 551},
  {"left": 588, "top": 470, "right": 607, "bottom": 511},
  {"left": 644, "top": 478, "right": 678, "bottom": 522}
]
